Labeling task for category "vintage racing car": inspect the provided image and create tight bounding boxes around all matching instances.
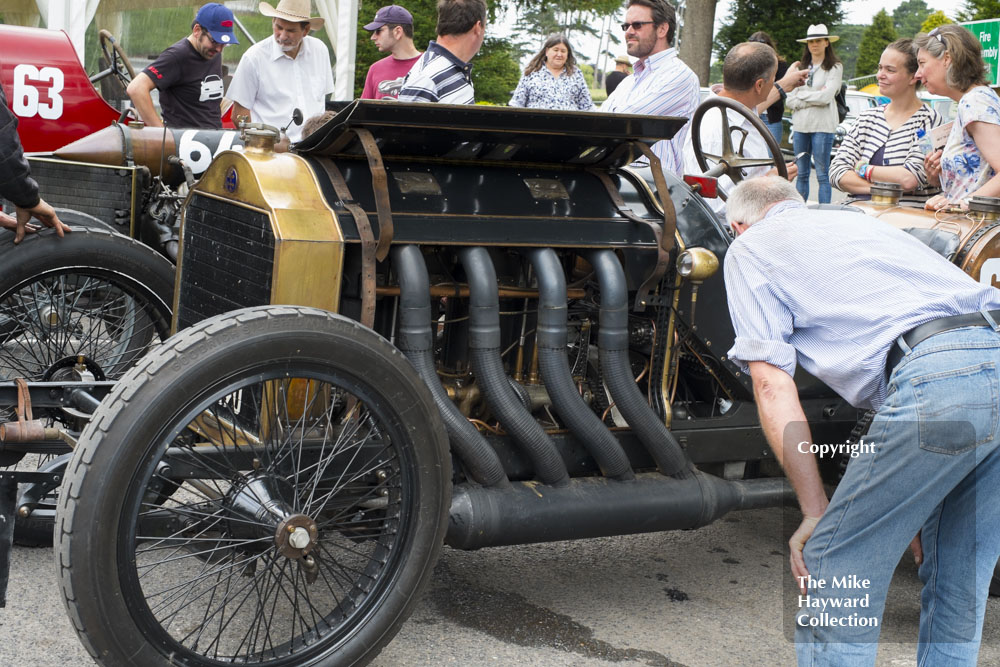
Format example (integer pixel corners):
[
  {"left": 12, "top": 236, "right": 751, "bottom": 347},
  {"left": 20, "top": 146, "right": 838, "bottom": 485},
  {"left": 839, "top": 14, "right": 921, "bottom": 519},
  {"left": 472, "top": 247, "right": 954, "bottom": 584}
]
[{"left": 0, "top": 98, "right": 986, "bottom": 666}]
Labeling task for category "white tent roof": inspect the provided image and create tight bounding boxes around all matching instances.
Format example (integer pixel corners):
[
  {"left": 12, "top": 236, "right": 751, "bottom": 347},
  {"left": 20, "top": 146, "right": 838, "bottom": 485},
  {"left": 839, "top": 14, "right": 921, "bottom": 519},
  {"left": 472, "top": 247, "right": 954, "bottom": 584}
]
[{"left": 0, "top": 0, "right": 357, "bottom": 99}]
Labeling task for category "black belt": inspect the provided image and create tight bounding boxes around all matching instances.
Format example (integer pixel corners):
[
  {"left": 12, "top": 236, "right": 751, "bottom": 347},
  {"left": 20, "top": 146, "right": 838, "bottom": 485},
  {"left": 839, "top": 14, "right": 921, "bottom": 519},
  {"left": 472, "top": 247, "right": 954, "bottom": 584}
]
[{"left": 886, "top": 309, "right": 1000, "bottom": 379}]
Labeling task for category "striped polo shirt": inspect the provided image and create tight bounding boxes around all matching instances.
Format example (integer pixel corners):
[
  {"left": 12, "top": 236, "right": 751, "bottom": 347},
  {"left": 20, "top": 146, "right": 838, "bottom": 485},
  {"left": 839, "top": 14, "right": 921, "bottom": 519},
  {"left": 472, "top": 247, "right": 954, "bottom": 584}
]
[
  {"left": 725, "top": 200, "right": 1000, "bottom": 409},
  {"left": 397, "top": 41, "right": 474, "bottom": 105}
]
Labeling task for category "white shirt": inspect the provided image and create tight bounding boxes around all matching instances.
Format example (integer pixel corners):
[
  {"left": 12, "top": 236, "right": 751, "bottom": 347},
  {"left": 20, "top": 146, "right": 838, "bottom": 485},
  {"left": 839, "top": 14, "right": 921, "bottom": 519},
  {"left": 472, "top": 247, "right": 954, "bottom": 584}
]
[
  {"left": 682, "top": 96, "right": 772, "bottom": 214},
  {"left": 227, "top": 35, "right": 335, "bottom": 143},
  {"left": 601, "top": 47, "right": 700, "bottom": 175}
]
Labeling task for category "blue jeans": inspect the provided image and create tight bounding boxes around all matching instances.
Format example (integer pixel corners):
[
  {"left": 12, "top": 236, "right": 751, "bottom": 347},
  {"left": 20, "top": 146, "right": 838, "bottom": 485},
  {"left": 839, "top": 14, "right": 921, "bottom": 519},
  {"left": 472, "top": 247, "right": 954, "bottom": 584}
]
[
  {"left": 793, "top": 131, "right": 834, "bottom": 203},
  {"left": 762, "top": 116, "right": 783, "bottom": 147},
  {"left": 795, "top": 324, "right": 1000, "bottom": 666}
]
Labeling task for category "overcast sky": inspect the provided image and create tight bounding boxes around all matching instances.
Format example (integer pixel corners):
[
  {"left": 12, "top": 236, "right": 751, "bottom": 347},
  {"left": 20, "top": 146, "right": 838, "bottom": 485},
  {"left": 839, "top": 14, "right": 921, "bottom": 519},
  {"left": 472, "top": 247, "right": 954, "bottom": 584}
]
[{"left": 715, "top": 0, "right": 968, "bottom": 30}]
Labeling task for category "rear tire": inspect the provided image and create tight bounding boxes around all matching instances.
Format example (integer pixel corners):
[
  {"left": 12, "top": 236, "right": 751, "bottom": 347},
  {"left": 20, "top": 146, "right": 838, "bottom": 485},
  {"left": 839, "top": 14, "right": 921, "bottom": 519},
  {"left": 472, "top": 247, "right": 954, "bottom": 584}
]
[
  {"left": 0, "top": 228, "right": 174, "bottom": 544},
  {"left": 57, "top": 306, "right": 450, "bottom": 666}
]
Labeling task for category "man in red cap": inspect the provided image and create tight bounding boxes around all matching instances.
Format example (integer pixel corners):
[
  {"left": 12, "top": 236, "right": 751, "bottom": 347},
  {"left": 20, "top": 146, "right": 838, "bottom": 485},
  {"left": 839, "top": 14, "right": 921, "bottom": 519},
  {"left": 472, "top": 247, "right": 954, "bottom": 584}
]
[
  {"left": 126, "top": 2, "right": 238, "bottom": 129},
  {"left": 362, "top": 5, "right": 422, "bottom": 100}
]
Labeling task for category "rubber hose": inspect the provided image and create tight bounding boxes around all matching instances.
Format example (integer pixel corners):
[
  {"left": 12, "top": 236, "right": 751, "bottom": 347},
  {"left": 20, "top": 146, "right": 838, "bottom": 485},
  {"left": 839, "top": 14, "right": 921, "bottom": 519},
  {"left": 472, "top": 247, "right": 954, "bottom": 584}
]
[
  {"left": 459, "top": 247, "right": 569, "bottom": 487},
  {"left": 391, "top": 245, "right": 509, "bottom": 488},
  {"left": 529, "top": 248, "right": 634, "bottom": 481},
  {"left": 588, "top": 250, "right": 693, "bottom": 479}
]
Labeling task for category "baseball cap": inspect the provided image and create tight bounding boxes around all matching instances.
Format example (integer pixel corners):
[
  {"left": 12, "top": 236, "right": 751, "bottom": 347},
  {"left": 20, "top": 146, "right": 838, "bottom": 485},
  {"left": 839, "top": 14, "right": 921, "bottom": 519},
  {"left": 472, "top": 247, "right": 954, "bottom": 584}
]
[
  {"left": 364, "top": 5, "right": 413, "bottom": 31},
  {"left": 195, "top": 2, "right": 240, "bottom": 45}
]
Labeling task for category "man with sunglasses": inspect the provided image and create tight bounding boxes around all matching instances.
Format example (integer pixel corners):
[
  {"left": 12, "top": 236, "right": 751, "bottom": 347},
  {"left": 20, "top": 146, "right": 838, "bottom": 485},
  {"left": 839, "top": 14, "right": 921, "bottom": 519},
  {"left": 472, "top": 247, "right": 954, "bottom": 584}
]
[
  {"left": 362, "top": 5, "right": 422, "bottom": 100},
  {"left": 126, "top": 3, "right": 238, "bottom": 129},
  {"left": 601, "top": 0, "right": 699, "bottom": 176}
]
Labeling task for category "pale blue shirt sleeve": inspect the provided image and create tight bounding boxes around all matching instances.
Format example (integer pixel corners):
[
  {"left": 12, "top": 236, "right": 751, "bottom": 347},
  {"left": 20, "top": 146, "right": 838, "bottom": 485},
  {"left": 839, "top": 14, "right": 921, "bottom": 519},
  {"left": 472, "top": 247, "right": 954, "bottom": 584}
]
[{"left": 723, "top": 243, "right": 798, "bottom": 376}]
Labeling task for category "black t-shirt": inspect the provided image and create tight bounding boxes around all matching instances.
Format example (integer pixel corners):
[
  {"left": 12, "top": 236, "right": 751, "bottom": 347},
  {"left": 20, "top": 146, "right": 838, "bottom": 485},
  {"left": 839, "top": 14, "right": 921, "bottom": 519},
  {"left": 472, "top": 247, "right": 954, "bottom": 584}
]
[
  {"left": 606, "top": 70, "right": 627, "bottom": 96},
  {"left": 764, "top": 60, "right": 789, "bottom": 124},
  {"left": 143, "top": 38, "right": 224, "bottom": 129}
]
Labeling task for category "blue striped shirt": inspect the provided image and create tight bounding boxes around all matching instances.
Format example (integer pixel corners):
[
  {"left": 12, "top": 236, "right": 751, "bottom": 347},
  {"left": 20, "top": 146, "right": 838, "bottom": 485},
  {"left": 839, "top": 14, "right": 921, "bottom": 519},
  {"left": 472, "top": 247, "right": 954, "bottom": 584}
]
[
  {"left": 600, "top": 47, "right": 700, "bottom": 175},
  {"left": 397, "top": 41, "right": 474, "bottom": 105},
  {"left": 724, "top": 201, "right": 1000, "bottom": 409}
]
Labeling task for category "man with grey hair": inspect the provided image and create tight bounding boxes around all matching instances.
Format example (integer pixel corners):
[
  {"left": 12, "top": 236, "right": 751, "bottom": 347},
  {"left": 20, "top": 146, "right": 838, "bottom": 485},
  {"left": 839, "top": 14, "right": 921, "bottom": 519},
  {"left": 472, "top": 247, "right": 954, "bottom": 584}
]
[
  {"left": 725, "top": 175, "right": 1000, "bottom": 664},
  {"left": 682, "top": 41, "right": 805, "bottom": 214}
]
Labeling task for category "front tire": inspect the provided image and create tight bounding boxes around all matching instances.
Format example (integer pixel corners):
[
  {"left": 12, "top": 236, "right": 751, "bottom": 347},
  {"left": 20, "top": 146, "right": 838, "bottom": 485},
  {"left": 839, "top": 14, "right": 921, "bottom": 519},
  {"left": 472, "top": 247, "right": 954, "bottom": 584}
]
[{"left": 57, "top": 306, "right": 450, "bottom": 666}]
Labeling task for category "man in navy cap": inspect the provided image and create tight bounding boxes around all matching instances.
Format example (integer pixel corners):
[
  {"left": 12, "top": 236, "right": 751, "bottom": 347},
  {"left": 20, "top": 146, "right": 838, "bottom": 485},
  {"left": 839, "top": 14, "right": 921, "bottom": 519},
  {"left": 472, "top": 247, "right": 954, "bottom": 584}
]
[
  {"left": 127, "top": 2, "right": 238, "bottom": 129},
  {"left": 362, "top": 5, "right": 422, "bottom": 100}
]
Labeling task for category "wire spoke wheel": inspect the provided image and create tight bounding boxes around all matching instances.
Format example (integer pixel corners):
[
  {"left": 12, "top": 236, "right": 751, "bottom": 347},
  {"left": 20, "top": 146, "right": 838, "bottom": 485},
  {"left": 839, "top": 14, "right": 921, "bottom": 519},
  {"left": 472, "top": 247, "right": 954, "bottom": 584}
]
[
  {"left": 0, "top": 229, "right": 175, "bottom": 543},
  {"left": 129, "top": 374, "right": 411, "bottom": 663},
  {"left": 0, "top": 269, "right": 167, "bottom": 385},
  {"left": 58, "top": 307, "right": 450, "bottom": 667}
]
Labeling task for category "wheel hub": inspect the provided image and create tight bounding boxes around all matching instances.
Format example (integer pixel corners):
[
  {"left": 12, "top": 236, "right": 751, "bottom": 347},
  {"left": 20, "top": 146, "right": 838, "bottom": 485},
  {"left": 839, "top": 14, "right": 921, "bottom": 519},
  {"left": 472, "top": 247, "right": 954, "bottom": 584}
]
[
  {"left": 41, "top": 355, "right": 106, "bottom": 382},
  {"left": 275, "top": 514, "right": 319, "bottom": 559}
]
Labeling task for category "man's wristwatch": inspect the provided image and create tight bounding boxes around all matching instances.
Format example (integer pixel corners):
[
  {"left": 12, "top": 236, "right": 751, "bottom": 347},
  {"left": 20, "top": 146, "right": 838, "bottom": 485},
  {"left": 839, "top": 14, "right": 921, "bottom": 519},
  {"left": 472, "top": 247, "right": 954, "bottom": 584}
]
[{"left": 774, "top": 83, "right": 786, "bottom": 101}]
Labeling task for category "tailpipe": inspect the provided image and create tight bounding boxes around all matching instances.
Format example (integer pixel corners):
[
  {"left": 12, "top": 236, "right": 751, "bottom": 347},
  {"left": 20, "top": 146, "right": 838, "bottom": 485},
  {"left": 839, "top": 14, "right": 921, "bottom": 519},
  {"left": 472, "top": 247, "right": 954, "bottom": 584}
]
[{"left": 446, "top": 474, "right": 793, "bottom": 549}]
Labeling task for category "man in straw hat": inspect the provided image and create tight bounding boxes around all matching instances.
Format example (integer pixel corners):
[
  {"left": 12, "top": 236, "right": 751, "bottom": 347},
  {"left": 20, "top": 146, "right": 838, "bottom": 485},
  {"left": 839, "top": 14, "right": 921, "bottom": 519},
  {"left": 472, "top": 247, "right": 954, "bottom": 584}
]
[
  {"left": 228, "top": 0, "right": 334, "bottom": 143},
  {"left": 127, "top": 2, "right": 238, "bottom": 129},
  {"left": 604, "top": 55, "right": 631, "bottom": 95}
]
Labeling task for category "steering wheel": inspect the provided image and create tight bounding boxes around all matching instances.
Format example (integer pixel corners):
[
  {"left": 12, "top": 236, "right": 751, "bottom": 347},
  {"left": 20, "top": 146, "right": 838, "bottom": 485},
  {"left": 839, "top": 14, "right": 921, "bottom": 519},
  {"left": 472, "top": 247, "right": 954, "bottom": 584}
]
[
  {"left": 691, "top": 96, "right": 787, "bottom": 201},
  {"left": 90, "top": 29, "right": 137, "bottom": 90}
]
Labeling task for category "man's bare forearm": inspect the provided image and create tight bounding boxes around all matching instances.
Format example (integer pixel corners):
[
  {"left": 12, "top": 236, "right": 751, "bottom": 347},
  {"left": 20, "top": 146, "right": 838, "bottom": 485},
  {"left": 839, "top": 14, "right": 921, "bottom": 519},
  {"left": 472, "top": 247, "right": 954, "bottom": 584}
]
[{"left": 749, "top": 361, "right": 828, "bottom": 517}]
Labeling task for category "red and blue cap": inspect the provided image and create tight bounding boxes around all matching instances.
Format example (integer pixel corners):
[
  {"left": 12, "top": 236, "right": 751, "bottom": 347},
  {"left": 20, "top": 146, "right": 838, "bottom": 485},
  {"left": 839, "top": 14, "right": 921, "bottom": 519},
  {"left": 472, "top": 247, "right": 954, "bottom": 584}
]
[{"left": 196, "top": 3, "right": 240, "bottom": 45}]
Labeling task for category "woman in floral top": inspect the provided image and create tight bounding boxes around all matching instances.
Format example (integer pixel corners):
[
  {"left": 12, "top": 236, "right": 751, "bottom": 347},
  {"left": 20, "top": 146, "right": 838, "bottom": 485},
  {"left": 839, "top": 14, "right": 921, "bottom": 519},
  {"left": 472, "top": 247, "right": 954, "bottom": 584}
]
[
  {"left": 915, "top": 25, "right": 1000, "bottom": 210},
  {"left": 508, "top": 34, "right": 595, "bottom": 111}
]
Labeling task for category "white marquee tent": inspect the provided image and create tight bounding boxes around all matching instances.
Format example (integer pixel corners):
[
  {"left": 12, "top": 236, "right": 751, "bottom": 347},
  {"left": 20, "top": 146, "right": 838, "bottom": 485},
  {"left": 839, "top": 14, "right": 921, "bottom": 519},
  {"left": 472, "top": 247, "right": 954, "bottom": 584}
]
[{"left": 0, "top": 0, "right": 359, "bottom": 99}]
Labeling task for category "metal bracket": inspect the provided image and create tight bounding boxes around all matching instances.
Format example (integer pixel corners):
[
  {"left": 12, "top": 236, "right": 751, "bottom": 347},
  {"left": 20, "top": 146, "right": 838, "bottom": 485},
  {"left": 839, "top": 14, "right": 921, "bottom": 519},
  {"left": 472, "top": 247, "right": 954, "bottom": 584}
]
[
  {"left": 318, "top": 159, "right": 377, "bottom": 330},
  {"left": 353, "top": 128, "right": 394, "bottom": 261}
]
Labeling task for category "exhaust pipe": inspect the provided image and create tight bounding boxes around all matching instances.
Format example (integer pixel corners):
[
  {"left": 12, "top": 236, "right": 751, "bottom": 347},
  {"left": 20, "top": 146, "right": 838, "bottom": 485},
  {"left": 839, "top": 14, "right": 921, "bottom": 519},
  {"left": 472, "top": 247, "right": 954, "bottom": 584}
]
[
  {"left": 529, "top": 248, "right": 634, "bottom": 481},
  {"left": 460, "top": 247, "right": 569, "bottom": 487},
  {"left": 589, "top": 250, "right": 693, "bottom": 479},
  {"left": 446, "top": 474, "right": 793, "bottom": 549},
  {"left": 392, "top": 245, "right": 509, "bottom": 488}
]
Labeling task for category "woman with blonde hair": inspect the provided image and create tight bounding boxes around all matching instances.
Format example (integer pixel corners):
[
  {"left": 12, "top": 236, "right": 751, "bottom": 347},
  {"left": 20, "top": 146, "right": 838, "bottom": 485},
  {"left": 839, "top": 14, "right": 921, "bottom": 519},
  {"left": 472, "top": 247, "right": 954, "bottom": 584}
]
[
  {"left": 508, "top": 34, "right": 595, "bottom": 111},
  {"left": 916, "top": 24, "right": 1000, "bottom": 210},
  {"left": 830, "top": 38, "right": 942, "bottom": 197},
  {"left": 786, "top": 23, "right": 843, "bottom": 203}
]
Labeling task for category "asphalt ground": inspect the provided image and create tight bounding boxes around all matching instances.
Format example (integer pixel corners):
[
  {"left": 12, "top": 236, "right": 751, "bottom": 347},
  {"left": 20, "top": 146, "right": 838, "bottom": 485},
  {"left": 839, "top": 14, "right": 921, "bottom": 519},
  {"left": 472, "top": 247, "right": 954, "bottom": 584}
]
[{"left": 1, "top": 506, "right": 996, "bottom": 666}]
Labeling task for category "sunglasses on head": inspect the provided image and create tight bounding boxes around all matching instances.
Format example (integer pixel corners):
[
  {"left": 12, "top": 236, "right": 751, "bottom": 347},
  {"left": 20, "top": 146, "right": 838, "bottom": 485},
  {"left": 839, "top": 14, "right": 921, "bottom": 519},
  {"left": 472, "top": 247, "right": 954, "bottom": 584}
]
[{"left": 928, "top": 27, "right": 945, "bottom": 45}]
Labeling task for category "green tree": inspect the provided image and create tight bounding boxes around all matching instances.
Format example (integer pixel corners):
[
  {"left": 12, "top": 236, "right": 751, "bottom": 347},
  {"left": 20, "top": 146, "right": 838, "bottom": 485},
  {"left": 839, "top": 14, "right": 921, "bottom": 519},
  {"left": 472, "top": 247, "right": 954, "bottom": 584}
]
[
  {"left": 958, "top": 0, "right": 1000, "bottom": 21},
  {"left": 714, "top": 0, "right": 844, "bottom": 65},
  {"left": 470, "top": 37, "right": 522, "bottom": 104},
  {"left": 856, "top": 10, "right": 897, "bottom": 77},
  {"left": 832, "top": 24, "right": 866, "bottom": 79},
  {"left": 893, "top": 0, "right": 932, "bottom": 39},
  {"left": 921, "top": 10, "right": 954, "bottom": 32}
]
